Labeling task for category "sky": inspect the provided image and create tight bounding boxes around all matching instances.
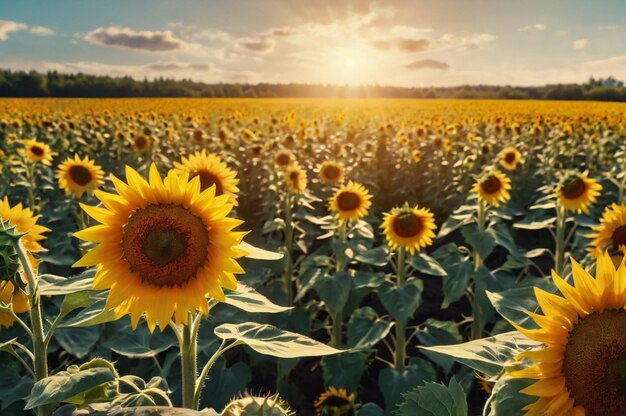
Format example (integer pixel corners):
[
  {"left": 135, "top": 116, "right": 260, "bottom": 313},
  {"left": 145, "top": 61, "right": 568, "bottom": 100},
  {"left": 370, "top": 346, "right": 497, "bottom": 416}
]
[{"left": 1, "top": 0, "right": 625, "bottom": 87}]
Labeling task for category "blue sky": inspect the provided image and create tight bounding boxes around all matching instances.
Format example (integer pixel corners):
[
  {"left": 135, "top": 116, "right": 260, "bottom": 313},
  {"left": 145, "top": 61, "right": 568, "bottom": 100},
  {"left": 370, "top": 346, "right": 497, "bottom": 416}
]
[{"left": 1, "top": 0, "right": 625, "bottom": 86}]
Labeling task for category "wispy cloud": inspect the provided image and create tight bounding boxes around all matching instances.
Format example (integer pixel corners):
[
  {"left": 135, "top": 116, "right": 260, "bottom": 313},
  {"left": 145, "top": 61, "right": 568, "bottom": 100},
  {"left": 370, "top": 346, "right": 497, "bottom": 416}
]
[
  {"left": 572, "top": 39, "right": 589, "bottom": 50},
  {"left": 146, "top": 62, "right": 212, "bottom": 72},
  {"left": 29, "top": 26, "right": 55, "bottom": 36},
  {"left": 370, "top": 37, "right": 429, "bottom": 53},
  {"left": 597, "top": 25, "right": 617, "bottom": 32},
  {"left": 235, "top": 37, "right": 275, "bottom": 54},
  {"left": 403, "top": 59, "right": 449, "bottom": 70},
  {"left": 0, "top": 20, "right": 27, "bottom": 40},
  {"left": 518, "top": 23, "right": 546, "bottom": 32},
  {"left": 84, "top": 26, "right": 190, "bottom": 51}
]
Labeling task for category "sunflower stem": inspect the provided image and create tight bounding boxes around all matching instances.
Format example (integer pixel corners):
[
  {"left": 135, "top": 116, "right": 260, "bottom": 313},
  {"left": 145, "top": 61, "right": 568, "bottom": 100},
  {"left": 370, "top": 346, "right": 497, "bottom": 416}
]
[
  {"left": 330, "top": 220, "right": 348, "bottom": 348},
  {"left": 394, "top": 247, "right": 407, "bottom": 371},
  {"left": 555, "top": 203, "right": 567, "bottom": 277},
  {"left": 283, "top": 190, "right": 294, "bottom": 307},
  {"left": 26, "top": 162, "right": 37, "bottom": 211},
  {"left": 471, "top": 199, "right": 487, "bottom": 340},
  {"left": 14, "top": 240, "right": 50, "bottom": 416},
  {"left": 180, "top": 313, "right": 198, "bottom": 409}
]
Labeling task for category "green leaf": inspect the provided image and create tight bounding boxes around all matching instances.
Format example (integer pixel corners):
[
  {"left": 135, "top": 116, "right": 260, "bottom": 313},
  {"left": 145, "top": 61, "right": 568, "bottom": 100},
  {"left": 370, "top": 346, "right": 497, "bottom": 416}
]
[
  {"left": 421, "top": 331, "right": 542, "bottom": 377},
  {"left": 201, "top": 360, "right": 251, "bottom": 412},
  {"left": 237, "top": 241, "right": 283, "bottom": 260},
  {"left": 225, "top": 283, "right": 291, "bottom": 313},
  {"left": 0, "top": 361, "right": 33, "bottom": 409},
  {"left": 441, "top": 260, "right": 473, "bottom": 309},
  {"left": 321, "top": 351, "right": 371, "bottom": 391},
  {"left": 54, "top": 326, "right": 100, "bottom": 359},
  {"left": 26, "top": 367, "right": 116, "bottom": 409},
  {"left": 38, "top": 270, "right": 95, "bottom": 296},
  {"left": 314, "top": 271, "right": 352, "bottom": 317},
  {"left": 488, "top": 375, "right": 534, "bottom": 416},
  {"left": 409, "top": 252, "right": 447, "bottom": 276},
  {"left": 396, "top": 378, "right": 468, "bottom": 416},
  {"left": 355, "top": 246, "right": 389, "bottom": 267},
  {"left": 378, "top": 278, "right": 423, "bottom": 328},
  {"left": 59, "top": 290, "right": 96, "bottom": 318},
  {"left": 359, "top": 403, "right": 385, "bottom": 416},
  {"left": 61, "top": 294, "right": 117, "bottom": 328},
  {"left": 461, "top": 223, "right": 496, "bottom": 260},
  {"left": 415, "top": 320, "right": 462, "bottom": 374},
  {"left": 101, "top": 320, "right": 177, "bottom": 358},
  {"left": 513, "top": 217, "right": 556, "bottom": 230},
  {"left": 378, "top": 359, "right": 437, "bottom": 415},
  {"left": 347, "top": 307, "right": 394, "bottom": 350},
  {"left": 214, "top": 322, "right": 342, "bottom": 358},
  {"left": 486, "top": 289, "right": 541, "bottom": 330}
]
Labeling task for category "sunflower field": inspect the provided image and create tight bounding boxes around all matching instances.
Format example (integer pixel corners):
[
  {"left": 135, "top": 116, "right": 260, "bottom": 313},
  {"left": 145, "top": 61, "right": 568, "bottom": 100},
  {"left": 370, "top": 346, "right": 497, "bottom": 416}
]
[{"left": 1, "top": 98, "right": 625, "bottom": 416}]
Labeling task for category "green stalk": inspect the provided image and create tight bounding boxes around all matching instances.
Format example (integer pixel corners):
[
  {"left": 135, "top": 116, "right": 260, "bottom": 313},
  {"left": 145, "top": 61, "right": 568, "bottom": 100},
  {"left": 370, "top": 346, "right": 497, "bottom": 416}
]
[
  {"left": 14, "top": 241, "right": 49, "bottom": 416},
  {"left": 471, "top": 199, "right": 486, "bottom": 340},
  {"left": 554, "top": 203, "right": 566, "bottom": 277},
  {"left": 394, "top": 247, "right": 407, "bottom": 371},
  {"left": 26, "top": 163, "right": 36, "bottom": 211},
  {"left": 283, "top": 190, "right": 294, "bottom": 307},
  {"left": 330, "top": 220, "right": 348, "bottom": 348},
  {"left": 179, "top": 312, "right": 198, "bottom": 409}
]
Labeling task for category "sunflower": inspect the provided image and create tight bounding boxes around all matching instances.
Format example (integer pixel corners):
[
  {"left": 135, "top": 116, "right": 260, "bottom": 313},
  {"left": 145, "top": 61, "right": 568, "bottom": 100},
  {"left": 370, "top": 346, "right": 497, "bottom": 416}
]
[
  {"left": 381, "top": 203, "right": 437, "bottom": 254},
  {"left": 0, "top": 197, "right": 49, "bottom": 328},
  {"left": 173, "top": 150, "right": 239, "bottom": 205},
  {"left": 328, "top": 181, "right": 372, "bottom": 222},
  {"left": 318, "top": 161, "right": 345, "bottom": 185},
  {"left": 73, "top": 164, "right": 247, "bottom": 332},
  {"left": 314, "top": 387, "right": 356, "bottom": 416},
  {"left": 587, "top": 203, "right": 626, "bottom": 258},
  {"left": 56, "top": 154, "right": 104, "bottom": 199},
  {"left": 284, "top": 165, "right": 307, "bottom": 193},
  {"left": 23, "top": 139, "right": 55, "bottom": 166},
  {"left": 508, "top": 252, "right": 626, "bottom": 416},
  {"left": 557, "top": 173, "right": 602, "bottom": 214},
  {"left": 472, "top": 169, "right": 511, "bottom": 207},
  {"left": 133, "top": 134, "right": 150, "bottom": 152},
  {"left": 275, "top": 149, "right": 294, "bottom": 168},
  {"left": 411, "top": 149, "right": 422, "bottom": 163},
  {"left": 499, "top": 147, "right": 522, "bottom": 171}
]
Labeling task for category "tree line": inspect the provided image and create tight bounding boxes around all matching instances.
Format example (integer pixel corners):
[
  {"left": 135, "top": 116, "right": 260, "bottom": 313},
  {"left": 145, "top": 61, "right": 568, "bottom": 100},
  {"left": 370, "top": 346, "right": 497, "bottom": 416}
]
[{"left": 1, "top": 69, "right": 625, "bottom": 101}]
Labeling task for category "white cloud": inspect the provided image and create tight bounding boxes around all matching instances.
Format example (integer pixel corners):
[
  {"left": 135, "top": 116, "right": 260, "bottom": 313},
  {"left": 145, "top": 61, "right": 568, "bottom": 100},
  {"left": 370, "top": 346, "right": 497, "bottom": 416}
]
[
  {"left": 235, "top": 37, "right": 275, "bottom": 54},
  {"left": 29, "top": 26, "right": 54, "bottom": 36},
  {"left": 84, "top": 26, "right": 191, "bottom": 51},
  {"left": 0, "top": 20, "right": 27, "bottom": 40},
  {"left": 518, "top": 23, "right": 546, "bottom": 32},
  {"left": 598, "top": 25, "right": 617, "bottom": 32},
  {"left": 572, "top": 39, "right": 589, "bottom": 50}
]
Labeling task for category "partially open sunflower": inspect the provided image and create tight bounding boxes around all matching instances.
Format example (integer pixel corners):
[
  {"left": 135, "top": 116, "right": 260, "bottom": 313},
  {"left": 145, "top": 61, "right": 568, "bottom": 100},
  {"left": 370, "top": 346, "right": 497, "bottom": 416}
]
[
  {"left": 73, "top": 164, "right": 247, "bottom": 332},
  {"left": 56, "top": 154, "right": 104, "bottom": 198},
  {"left": 508, "top": 252, "right": 626, "bottom": 416},
  {"left": 557, "top": 173, "right": 602, "bottom": 214},
  {"left": 499, "top": 146, "right": 522, "bottom": 171},
  {"left": 314, "top": 386, "right": 356, "bottom": 416},
  {"left": 173, "top": 150, "right": 239, "bottom": 205},
  {"left": 586, "top": 203, "right": 626, "bottom": 258},
  {"left": 23, "top": 139, "right": 55, "bottom": 166},
  {"left": 472, "top": 169, "right": 511, "bottom": 207},
  {"left": 381, "top": 203, "right": 437, "bottom": 254},
  {"left": 318, "top": 161, "right": 345, "bottom": 185},
  {"left": 0, "top": 197, "right": 49, "bottom": 328},
  {"left": 328, "top": 181, "right": 372, "bottom": 222},
  {"left": 284, "top": 165, "right": 307, "bottom": 193}
]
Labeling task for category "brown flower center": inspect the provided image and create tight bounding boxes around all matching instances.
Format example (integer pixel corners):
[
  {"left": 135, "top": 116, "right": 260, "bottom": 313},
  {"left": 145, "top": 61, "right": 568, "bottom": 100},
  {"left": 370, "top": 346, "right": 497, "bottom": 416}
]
[
  {"left": 68, "top": 165, "right": 93, "bottom": 186},
  {"left": 480, "top": 175, "right": 502, "bottom": 194},
  {"left": 336, "top": 191, "right": 360, "bottom": 212},
  {"left": 322, "top": 165, "right": 341, "bottom": 181},
  {"left": 504, "top": 152, "right": 516, "bottom": 164},
  {"left": 563, "top": 310, "right": 626, "bottom": 416},
  {"left": 561, "top": 178, "right": 586, "bottom": 200},
  {"left": 611, "top": 225, "right": 626, "bottom": 250},
  {"left": 30, "top": 145, "right": 44, "bottom": 157},
  {"left": 134, "top": 135, "right": 148, "bottom": 150},
  {"left": 392, "top": 212, "right": 423, "bottom": 238},
  {"left": 122, "top": 204, "right": 209, "bottom": 287},
  {"left": 276, "top": 153, "right": 291, "bottom": 166},
  {"left": 191, "top": 170, "right": 223, "bottom": 195}
]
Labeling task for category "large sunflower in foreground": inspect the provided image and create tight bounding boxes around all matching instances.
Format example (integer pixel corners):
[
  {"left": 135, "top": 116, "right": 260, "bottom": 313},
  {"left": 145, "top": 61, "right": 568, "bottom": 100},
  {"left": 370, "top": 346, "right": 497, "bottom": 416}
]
[
  {"left": 173, "top": 150, "right": 239, "bottom": 205},
  {"left": 557, "top": 173, "right": 602, "bottom": 214},
  {"left": 509, "top": 252, "right": 626, "bottom": 416},
  {"left": 381, "top": 203, "right": 437, "bottom": 254},
  {"left": 0, "top": 197, "right": 49, "bottom": 328},
  {"left": 499, "top": 146, "right": 522, "bottom": 171},
  {"left": 318, "top": 161, "right": 345, "bottom": 185},
  {"left": 328, "top": 181, "right": 372, "bottom": 222},
  {"left": 314, "top": 387, "right": 356, "bottom": 416},
  {"left": 73, "top": 164, "right": 247, "bottom": 332},
  {"left": 23, "top": 139, "right": 55, "bottom": 166},
  {"left": 472, "top": 169, "right": 511, "bottom": 207},
  {"left": 586, "top": 203, "right": 626, "bottom": 258},
  {"left": 56, "top": 154, "right": 104, "bottom": 198}
]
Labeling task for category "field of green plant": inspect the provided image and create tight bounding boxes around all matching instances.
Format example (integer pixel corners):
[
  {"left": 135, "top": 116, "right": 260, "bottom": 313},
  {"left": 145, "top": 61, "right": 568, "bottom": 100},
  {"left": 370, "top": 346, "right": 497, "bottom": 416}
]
[{"left": 1, "top": 98, "right": 625, "bottom": 416}]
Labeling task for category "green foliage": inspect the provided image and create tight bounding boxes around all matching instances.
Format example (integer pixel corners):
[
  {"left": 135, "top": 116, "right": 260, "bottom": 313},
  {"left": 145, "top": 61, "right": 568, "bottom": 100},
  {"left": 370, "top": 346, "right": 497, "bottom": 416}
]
[{"left": 396, "top": 378, "right": 468, "bottom": 416}]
